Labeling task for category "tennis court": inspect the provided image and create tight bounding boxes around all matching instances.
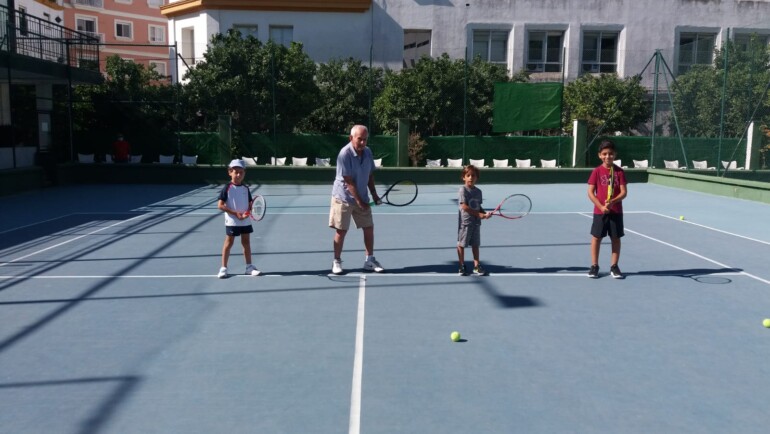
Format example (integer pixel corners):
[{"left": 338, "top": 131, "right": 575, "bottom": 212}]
[{"left": 2, "top": 181, "right": 770, "bottom": 433}]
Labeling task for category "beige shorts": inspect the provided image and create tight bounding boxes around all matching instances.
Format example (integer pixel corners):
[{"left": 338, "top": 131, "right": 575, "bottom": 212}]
[{"left": 329, "top": 197, "right": 374, "bottom": 231}]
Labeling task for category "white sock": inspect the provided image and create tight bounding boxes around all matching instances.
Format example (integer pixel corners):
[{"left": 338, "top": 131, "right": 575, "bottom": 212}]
[{"left": 365, "top": 255, "right": 374, "bottom": 262}]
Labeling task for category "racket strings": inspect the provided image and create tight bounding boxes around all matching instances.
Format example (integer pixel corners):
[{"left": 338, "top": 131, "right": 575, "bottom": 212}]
[
  {"left": 383, "top": 181, "right": 418, "bottom": 206},
  {"left": 498, "top": 195, "right": 531, "bottom": 218}
]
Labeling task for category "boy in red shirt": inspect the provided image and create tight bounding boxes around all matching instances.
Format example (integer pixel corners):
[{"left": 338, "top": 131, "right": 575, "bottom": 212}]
[{"left": 587, "top": 140, "right": 628, "bottom": 279}]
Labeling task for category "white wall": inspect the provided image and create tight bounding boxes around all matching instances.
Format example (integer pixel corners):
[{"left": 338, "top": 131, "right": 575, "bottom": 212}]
[{"left": 167, "top": 0, "right": 770, "bottom": 83}]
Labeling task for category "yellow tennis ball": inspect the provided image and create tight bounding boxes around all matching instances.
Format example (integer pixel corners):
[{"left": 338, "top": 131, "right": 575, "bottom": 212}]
[
  {"left": 679, "top": 216, "right": 685, "bottom": 220},
  {"left": 450, "top": 331, "right": 461, "bottom": 342},
  {"left": 763, "top": 318, "right": 770, "bottom": 328}
]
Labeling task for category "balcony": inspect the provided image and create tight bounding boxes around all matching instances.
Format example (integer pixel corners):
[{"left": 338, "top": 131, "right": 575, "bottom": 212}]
[
  {"left": 73, "top": 0, "right": 104, "bottom": 8},
  {"left": 1, "top": 5, "right": 101, "bottom": 72}
]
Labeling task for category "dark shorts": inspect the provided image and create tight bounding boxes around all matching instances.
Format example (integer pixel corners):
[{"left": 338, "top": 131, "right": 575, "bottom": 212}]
[
  {"left": 226, "top": 225, "right": 254, "bottom": 236},
  {"left": 590, "top": 213, "right": 624, "bottom": 239}
]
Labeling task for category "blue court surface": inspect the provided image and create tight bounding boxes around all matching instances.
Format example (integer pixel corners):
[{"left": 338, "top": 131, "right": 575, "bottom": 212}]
[{"left": 2, "top": 182, "right": 770, "bottom": 434}]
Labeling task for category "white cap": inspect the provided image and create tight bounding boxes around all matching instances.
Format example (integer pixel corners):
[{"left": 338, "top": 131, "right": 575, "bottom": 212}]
[{"left": 228, "top": 159, "right": 245, "bottom": 168}]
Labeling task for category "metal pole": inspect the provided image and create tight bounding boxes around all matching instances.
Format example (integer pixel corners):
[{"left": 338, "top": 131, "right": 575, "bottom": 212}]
[{"left": 650, "top": 50, "right": 660, "bottom": 165}]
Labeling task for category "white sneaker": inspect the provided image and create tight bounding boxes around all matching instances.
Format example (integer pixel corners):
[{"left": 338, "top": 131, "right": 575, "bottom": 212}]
[
  {"left": 332, "top": 259, "right": 343, "bottom": 275},
  {"left": 364, "top": 257, "right": 384, "bottom": 273},
  {"left": 245, "top": 264, "right": 261, "bottom": 276},
  {"left": 217, "top": 267, "right": 228, "bottom": 278}
]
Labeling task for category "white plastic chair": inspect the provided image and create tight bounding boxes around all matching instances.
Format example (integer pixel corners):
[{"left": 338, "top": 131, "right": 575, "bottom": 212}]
[
  {"left": 515, "top": 158, "right": 533, "bottom": 168},
  {"left": 664, "top": 160, "right": 685, "bottom": 170},
  {"left": 104, "top": 154, "right": 113, "bottom": 164},
  {"left": 129, "top": 155, "right": 142, "bottom": 163},
  {"left": 633, "top": 159, "right": 649, "bottom": 168},
  {"left": 721, "top": 160, "right": 744, "bottom": 170},
  {"left": 181, "top": 155, "right": 198, "bottom": 165},
  {"left": 373, "top": 158, "right": 383, "bottom": 168},
  {"left": 446, "top": 158, "right": 463, "bottom": 168},
  {"left": 158, "top": 155, "right": 175, "bottom": 164},
  {"left": 242, "top": 156, "right": 258, "bottom": 166},
  {"left": 77, "top": 153, "right": 94, "bottom": 163},
  {"left": 270, "top": 157, "right": 286, "bottom": 166},
  {"left": 469, "top": 159, "right": 487, "bottom": 168},
  {"left": 425, "top": 159, "right": 443, "bottom": 167},
  {"left": 539, "top": 159, "right": 558, "bottom": 168},
  {"left": 492, "top": 159, "right": 510, "bottom": 168},
  {"left": 291, "top": 157, "right": 308, "bottom": 166},
  {"left": 692, "top": 160, "right": 715, "bottom": 170},
  {"left": 614, "top": 159, "right": 629, "bottom": 168},
  {"left": 315, "top": 157, "right": 331, "bottom": 167}
]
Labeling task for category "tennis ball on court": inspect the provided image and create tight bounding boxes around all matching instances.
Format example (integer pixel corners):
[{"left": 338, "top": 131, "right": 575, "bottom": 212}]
[
  {"left": 450, "top": 331, "right": 461, "bottom": 342},
  {"left": 763, "top": 318, "right": 770, "bottom": 328},
  {"left": 679, "top": 216, "right": 685, "bottom": 220}
]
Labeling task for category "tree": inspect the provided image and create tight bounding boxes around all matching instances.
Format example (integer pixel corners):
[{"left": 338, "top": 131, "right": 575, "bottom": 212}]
[
  {"left": 71, "top": 55, "right": 176, "bottom": 155},
  {"left": 373, "top": 54, "right": 510, "bottom": 136},
  {"left": 562, "top": 73, "right": 651, "bottom": 137},
  {"left": 671, "top": 35, "right": 770, "bottom": 138},
  {"left": 182, "top": 31, "right": 319, "bottom": 136},
  {"left": 298, "top": 57, "right": 384, "bottom": 134}
]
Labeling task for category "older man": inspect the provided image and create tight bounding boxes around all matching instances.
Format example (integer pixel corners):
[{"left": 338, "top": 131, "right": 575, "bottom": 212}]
[{"left": 329, "top": 125, "right": 384, "bottom": 275}]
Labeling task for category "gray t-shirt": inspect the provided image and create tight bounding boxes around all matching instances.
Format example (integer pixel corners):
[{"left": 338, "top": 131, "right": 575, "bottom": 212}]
[
  {"left": 458, "top": 185, "right": 483, "bottom": 227},
  {"left": 331, "top": 143, "right": 375, "bottom": 204}
]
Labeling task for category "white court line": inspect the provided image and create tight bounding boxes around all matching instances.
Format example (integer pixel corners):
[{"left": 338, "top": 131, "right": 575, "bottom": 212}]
[
  {"left": 0, "top": 215, "right": 146, "bottom": 269},
  {"left": 577, "top": 213, "right": 770, "bottom": 286},
  {"left": 647, "top": 211, "right": 770, "bottom": 246},
  {"left": 348, "top": 275, "right": 366, "bottom": 434},
  {"left": 0, "top": 272, "right": 748, "bottom": 280}
]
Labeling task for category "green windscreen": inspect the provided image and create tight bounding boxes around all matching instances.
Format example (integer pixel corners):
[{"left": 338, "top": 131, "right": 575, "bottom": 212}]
[{"left": 493, "top": 82, "right": 563, "bottom": 132}]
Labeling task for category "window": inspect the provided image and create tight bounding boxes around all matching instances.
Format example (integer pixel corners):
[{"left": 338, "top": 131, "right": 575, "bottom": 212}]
[
  {"left": 149, "top": 25, "right": 165, "bottom": 44},
  {"left": 403, "top": 30, "right": 431, "bottom": 68},
  {"left": 182, "top": 27, "right": 195, "bottom": 65},
  {"left": 269, "top": 26, "right": 293, "bottom": 47},
  {"left": 19, "top": 7, "right": 28, "bottom": 36},
  {"left": 233, "top": 24, "right": 258, "bottom": 39},
  {"left": 472, "top": 30, "right": 508, "bottom": 65},
  {"left": 733, "top": 33, "right": 769, "bottom": 52},
  {"left": 76, "top": 16, "right": 98, "bottom": 41},
  {"left": 527, "top": 31, "right": 564, "bottom": 73},
  {"left": 582, "top": 31, "right": 619, "bottom": 73},
  {"left": 678, "top": 32, "right": 716, "bottom": 74},
  {"left": 116, "top": 20, "right": 133, "bottom": 39},
  {"left": 147, "top": 0, "right": 164, "bottom": 6},
  {"left": 149, "top": 61, "right": 167, "bottom": 76}
]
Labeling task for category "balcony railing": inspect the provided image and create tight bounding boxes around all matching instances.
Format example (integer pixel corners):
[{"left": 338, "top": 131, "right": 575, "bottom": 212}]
[
  {"left": 72, "top": 0, "right": 104, "bottom": 8},
  {"left": 1, "top": 5, "right": 100, "bottom": 71}
]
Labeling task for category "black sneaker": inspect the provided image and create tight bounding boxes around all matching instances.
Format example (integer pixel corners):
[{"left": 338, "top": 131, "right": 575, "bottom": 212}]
[
  {"left": 458, "top": 264, "right": 468, "bottom": 276},
  {"left": 610, "top": 264, "right": 624, "bottom": 279},
  {"left": 587, "top": 264, "right": 599, "bottom": 278},
  {"left": 473, "top": 264, "right": 488, "bottom": 276}
]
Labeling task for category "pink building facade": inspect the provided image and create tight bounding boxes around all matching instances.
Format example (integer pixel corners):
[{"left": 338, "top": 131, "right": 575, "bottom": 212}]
[{"left": 63, "top": 0, "right": 170, "bottom": 77}]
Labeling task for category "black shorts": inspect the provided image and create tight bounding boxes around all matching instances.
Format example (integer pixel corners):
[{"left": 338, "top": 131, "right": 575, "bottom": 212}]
[
  {"left": 590, "top": 213, "right": 624, "bottom": 239},
  {"left": 225, "top": 225, "right": 254, "bottom": 236}
]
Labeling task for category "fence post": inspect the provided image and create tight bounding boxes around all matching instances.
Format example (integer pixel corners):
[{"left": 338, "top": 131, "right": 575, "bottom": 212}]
[
  {"left": 746, "top": 121, "right": 762, "bottom": 170},
  {"left": 572, "top": 119, "right": 588, "bottom": 168}
]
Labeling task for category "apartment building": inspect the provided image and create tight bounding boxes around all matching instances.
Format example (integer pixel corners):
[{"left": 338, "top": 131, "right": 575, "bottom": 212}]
[
  {"left": 64, "top": 0, "right": 171, "bottom": 77},
  {"left": 161, "top": 0, "right": 770, "bottom": 87}
]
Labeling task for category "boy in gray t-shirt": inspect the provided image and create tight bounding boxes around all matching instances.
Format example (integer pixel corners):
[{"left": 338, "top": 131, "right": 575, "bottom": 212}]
[{"left": 457, "top": 165, "right": 489, "bottom": 276}]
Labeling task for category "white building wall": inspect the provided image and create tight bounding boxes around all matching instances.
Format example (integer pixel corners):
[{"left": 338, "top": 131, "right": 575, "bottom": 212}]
[{"left": 167, "top": 0, "right": 770, "bottom": 84}]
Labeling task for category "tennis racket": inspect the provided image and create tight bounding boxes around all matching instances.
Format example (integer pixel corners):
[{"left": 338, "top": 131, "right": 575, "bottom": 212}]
[
  {"left": 487, "top": 194, "right": 532, "bottom": 219},
  {"left": 370, "top": 179, "right": 418, "bottom": 207},
  {"left": 246, "top": 194, "right": 267, "bottom": 221}
]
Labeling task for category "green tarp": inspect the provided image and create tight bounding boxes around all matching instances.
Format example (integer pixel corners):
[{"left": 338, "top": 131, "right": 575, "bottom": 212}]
[{"left": 493, "top": 82, "right": 563, "bottom": 132}]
